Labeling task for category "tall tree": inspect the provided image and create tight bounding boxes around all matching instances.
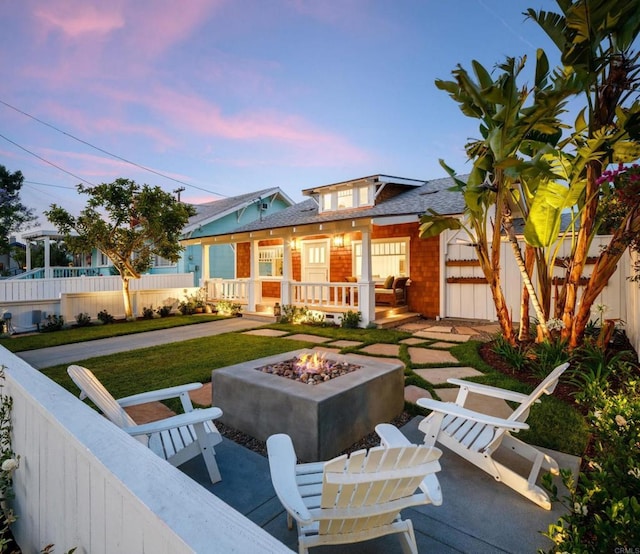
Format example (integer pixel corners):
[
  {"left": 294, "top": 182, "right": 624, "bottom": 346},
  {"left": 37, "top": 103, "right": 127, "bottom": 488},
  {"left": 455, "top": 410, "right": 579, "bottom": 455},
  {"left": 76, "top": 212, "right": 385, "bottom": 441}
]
[
  {"left": 46, "top": 178, "right": 196, "bottom": 319},
  {"left": 420, "top": 53, "right": 571, "bottom": 344},
  {"left": 525, "top": 0, "right": 640, "bottom": 347},
  {"left": 0, "top": 165, "right": 36, "bottom": 254}
]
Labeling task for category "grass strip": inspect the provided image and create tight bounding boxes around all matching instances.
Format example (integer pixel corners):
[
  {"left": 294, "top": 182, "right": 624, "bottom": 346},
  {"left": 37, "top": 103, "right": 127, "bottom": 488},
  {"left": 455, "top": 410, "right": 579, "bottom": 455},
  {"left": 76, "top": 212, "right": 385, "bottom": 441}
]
[{"left": 0, "top": 314, "right": 227, "bottom": 352}]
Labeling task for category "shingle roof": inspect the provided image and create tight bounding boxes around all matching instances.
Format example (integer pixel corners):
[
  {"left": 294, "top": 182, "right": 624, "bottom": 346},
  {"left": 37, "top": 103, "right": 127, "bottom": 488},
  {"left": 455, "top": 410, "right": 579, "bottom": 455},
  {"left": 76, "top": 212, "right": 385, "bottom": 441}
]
[
  {"left": 186, "top": 187, "right": 285, "bottom": 229},
  {"left": 230, "top": 176, "right": 466, "bottom": 234}
]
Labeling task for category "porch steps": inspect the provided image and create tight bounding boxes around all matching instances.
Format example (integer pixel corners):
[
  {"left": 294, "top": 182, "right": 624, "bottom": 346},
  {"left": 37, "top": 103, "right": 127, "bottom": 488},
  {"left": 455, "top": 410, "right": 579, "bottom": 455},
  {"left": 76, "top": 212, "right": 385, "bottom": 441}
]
[
  {"left": 241, "top": 312, "right": 277, "bottom": 324},
  {"left": 374, "top": 310, "right": 422, "bottom": 329}
]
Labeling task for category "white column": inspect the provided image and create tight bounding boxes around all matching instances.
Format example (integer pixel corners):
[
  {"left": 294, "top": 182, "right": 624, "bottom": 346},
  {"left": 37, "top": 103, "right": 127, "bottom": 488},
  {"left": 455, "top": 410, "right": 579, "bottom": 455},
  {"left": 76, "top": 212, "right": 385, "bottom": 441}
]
[
  {"left": 26, "top": 241, "right": 32, "bottom": 271},
  {"left": 247, "top": 239, "right": 259, "bottom": 312},
  {"left": 359, "top": 228, "right": 374, "bottom": 326},
  {"left": 44, "top": 237, "right": 51, "bottom": 278},
  {"left": 281, "top": 238, "right": 292, "bottom": 305},
  {"left": 201, "top": 244, "right": 210, "bottom": 285}
]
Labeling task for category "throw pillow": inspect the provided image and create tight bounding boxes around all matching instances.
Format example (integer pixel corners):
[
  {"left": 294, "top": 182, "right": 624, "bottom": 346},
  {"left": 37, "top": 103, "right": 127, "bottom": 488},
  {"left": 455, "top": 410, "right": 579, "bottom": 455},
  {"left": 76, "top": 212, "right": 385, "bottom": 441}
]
[{"left": 384, "top": 275, "right": 394, "bottom": 289}]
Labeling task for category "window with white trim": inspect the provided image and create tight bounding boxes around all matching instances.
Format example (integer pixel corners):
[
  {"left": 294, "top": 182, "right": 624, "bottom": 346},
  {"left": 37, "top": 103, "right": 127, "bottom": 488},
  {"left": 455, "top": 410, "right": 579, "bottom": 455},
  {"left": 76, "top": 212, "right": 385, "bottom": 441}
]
[
  {"left": 353, "top": 238, "right": 409, "bottom": 279},
  {"left": 258, "top": 245, "right": 283, "bottom": 277},
  {"left": 318, "top": 184, "right": 374, "bottom": 213},
  {"left": 154, "top": 255, "right": 174, "bottom": 267}
]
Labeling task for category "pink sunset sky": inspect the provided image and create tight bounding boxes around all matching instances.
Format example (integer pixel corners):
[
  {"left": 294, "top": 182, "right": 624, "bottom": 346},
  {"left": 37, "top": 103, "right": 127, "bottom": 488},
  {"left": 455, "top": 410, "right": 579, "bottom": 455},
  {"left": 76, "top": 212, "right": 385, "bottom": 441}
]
[{"left": 1, "top": 0, "right": 558, "bottom": 227}]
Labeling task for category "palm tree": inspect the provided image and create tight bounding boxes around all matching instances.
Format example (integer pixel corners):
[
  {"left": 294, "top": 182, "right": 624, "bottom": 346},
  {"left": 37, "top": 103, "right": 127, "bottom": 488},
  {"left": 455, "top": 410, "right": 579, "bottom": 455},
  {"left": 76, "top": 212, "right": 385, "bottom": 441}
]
[{"left": 526, "top": 0, "right": 640, "bottom": 347}]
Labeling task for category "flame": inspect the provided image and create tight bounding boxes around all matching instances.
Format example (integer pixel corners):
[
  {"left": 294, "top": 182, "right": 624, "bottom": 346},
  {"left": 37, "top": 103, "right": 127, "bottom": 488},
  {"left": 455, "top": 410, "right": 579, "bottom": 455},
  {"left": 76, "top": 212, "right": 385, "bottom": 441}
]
[{"left": 295, "top": 352, "right": 327, "bottom": 374}]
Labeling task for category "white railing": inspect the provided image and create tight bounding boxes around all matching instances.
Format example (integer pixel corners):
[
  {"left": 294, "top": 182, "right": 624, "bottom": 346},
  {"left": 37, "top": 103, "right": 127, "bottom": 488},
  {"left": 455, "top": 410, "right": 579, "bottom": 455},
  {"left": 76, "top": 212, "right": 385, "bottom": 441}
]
[
  {"left": 290, "top": 281, "right": 360, "bottom": 310},
  {"left": 206, "top": 278, "right": 249, "bottom": 302},
  {"left": 0, "top": 348, "right": 290, "bottom": 554}
]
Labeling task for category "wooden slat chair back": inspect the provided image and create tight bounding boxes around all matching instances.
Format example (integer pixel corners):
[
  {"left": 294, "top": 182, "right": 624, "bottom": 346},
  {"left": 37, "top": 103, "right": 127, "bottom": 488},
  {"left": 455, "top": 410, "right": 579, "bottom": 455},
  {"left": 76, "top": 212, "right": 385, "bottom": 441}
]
[
  {"left": 267, "top": 433, "right": 442, "bottom": 554},
  {"left": 414, "top": 362, "right": 570, "bottom": 509},
  {"left": 67, "top": 364, "right": 224, "bottom": 483}
]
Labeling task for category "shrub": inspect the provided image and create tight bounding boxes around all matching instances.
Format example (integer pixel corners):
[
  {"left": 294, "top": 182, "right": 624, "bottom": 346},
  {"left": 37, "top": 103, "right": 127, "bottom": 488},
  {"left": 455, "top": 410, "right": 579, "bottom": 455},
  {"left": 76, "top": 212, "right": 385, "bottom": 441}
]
[
  {"left": 156, "top": 305, "right": 172, "bottom": 318},
  {"left": 543, "top": 375, "right": 640, "bottom": 553},
  {"left": 214, "top": 300, "right": 242, "bottom": 317},
  {"left": 340, "top": 310, "right": 362, "bottom": 329},
  {"left": 141, "top": 306, "right": 155, "bottom": 319},
  {"left": 528, "top": 337, "right": 570, "bottom": 378},
  {"left": 97, "top": 309, "right": 115, "bottom": 324},
  {"left": 40, "top": 315, "right": 65, "bottom": 332},
  {"left": 492, "top": 334, "right": 528, "bottom": 371},
  {"left": 74, "top": 312, "right": 92, "bottom": 327}
]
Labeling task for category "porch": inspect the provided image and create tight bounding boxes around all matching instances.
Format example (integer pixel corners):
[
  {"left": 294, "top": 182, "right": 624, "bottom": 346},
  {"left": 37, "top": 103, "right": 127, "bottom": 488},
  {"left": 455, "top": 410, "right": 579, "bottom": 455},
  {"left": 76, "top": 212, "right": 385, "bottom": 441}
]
[{"left": 204, "top": 278, "right": 420, "bottom": 328}]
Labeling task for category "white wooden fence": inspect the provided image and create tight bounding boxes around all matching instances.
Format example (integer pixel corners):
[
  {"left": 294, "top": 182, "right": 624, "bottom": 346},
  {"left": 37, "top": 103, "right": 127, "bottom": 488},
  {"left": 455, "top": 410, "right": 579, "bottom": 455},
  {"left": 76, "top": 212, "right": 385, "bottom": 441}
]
[
  {"left": 1, "top": 274, "right": 196, "bottom": 333},
  {"left": 626, "top": 250, "right": 640, "bottom": 357},
  {"left": 1, "top": 347, "right": 290, "bottom": 554},
  {"left": 443, "top": 232, "right": 627, "bottom": 323},
  {"left": 1, "top": 273, "right": 194, "bottom": 302}
]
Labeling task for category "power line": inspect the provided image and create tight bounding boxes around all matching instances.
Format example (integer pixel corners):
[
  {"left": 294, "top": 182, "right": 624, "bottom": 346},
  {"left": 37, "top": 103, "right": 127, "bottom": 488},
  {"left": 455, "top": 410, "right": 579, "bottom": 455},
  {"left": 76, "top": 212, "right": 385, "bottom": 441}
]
[
  {"left": 24, "top": 180, "right": 76, "bottom": 190},
  {"left": 0, "top": 97, "right": 228, "bottom": 198},
  {"left": 0, "top": 132, "right": 95, "bottom": 186}
]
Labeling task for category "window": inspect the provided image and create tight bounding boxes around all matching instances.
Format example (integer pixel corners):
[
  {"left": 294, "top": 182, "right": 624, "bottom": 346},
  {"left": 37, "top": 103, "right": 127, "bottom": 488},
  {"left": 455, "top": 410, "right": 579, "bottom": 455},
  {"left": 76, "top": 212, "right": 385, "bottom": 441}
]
[
  {"left": 337, "top": 189, "right": 353, "bottom": 209},
  {"left": 98, "top": 251, "right": 109, "bottom": 266},
  {"left": 154, "top": 255, "right": 174, "bottom": 267},
  {"left": 353, "top": 238, "right": 409, "bottom": 279},
  {"left": 318, "top": 184, "right": 374, "bottom": 213},
  {"left": 321, "top": 192, "right": 332, "bottom": 211},
  {"left": 258, "top": 246, "right": 283, "bottom": 277}
]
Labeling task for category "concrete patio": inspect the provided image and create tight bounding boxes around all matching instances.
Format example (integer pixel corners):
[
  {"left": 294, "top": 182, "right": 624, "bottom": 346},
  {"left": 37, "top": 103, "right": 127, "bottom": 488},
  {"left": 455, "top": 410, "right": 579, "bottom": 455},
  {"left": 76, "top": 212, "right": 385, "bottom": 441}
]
[
  {"left": 184, "top": 416, "right": 577, "bottom": 553},
  {"left": 17, "top": 317, "right": 579, "bottom": 552}
]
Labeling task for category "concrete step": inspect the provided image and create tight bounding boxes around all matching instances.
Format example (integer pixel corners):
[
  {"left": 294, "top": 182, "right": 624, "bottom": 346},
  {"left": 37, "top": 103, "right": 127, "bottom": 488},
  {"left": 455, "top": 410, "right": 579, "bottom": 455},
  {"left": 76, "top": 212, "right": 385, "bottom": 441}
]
[
  {"left": 374, "top": 311, "right": 422, "bottom": 329},
  {"left": 241, "top": 312, "right": 277, "bottom": 323}
]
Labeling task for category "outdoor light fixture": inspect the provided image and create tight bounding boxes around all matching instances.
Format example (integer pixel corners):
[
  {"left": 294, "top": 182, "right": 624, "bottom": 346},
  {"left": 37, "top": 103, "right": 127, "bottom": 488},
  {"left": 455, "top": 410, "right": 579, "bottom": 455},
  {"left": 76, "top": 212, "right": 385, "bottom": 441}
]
[
  {"left": 333, "top": 234, "right": 344, "bottom": 247},
  {"left": 290, "top": 238, "right": 298, "bottom": 250}
]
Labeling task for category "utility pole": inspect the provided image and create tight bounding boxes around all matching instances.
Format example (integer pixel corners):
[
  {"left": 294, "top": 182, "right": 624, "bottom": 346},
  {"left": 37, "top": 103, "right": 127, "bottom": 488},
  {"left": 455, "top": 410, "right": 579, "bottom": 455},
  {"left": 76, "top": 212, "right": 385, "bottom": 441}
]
[{"left": 174, "top": 187, "right": 186, "bottom": 202}]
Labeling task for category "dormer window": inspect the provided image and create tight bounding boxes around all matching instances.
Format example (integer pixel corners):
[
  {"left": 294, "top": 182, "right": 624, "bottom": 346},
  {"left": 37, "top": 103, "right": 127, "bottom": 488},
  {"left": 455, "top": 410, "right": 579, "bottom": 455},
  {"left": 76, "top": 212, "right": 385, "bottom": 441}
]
[
  {"left": 337, "top": 189, "right": 353, "bottom": 209},
  {"left": 318, "top": 184, "right": 373, "bottom": 213}
]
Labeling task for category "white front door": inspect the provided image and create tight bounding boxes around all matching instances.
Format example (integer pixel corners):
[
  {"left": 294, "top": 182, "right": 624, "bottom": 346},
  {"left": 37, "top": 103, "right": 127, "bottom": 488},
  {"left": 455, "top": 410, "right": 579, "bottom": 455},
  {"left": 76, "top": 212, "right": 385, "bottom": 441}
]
[{"left": 302, "top": 239, "right": 329, "bottom": 300}]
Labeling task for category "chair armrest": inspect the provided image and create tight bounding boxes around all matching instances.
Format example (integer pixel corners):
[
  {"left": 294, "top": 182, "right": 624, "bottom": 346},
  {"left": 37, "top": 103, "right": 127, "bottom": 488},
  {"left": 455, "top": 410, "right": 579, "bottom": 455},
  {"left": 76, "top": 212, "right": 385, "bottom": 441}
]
[
  {"left": 376, "top": 423, "right": 412, "bottom": 448},
  {"left": 266, "top": 434, "right": 313, "bottom": 524},
  {"left": 446, "top": 378, "right": 531, "bottom": 404},
  {"left": 117, "top": 383, "right": 203, "bottom": 407},
  {"left": 123, "top": 406, "right": 222, "bottom": 435},
  {"left": 417, "top": 398, "right": 529, "bottom": 430},
  {"left": 374, "top": 424, "right": 443, "bottom": 506}
]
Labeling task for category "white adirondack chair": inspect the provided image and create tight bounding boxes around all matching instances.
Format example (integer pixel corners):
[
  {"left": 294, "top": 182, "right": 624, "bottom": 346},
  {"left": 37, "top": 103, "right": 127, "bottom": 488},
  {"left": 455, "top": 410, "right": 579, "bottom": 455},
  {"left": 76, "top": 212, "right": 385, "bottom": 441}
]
[
  {"left": 385, "top": 362, "right": 569, "bottom": 510},
  {"left": 67, "top": 364, "right": 224, "bottom": 484},
  {"left": 267, "top": 433, "right": 443, "bottom": 554}
]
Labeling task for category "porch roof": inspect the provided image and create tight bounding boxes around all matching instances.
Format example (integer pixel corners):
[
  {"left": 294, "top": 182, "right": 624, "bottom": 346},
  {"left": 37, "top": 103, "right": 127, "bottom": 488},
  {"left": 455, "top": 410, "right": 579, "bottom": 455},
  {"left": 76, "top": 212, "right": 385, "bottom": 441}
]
[{"left": 225, "top": 176, "right": 465, "bottom": 235}]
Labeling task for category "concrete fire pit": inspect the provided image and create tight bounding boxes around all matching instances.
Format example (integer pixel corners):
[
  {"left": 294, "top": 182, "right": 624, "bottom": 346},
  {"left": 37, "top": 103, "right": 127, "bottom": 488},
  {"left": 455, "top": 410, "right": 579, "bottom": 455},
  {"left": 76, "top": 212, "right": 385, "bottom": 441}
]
[{"left": 212, "top": 349, "right": 404, "bottom": 461}]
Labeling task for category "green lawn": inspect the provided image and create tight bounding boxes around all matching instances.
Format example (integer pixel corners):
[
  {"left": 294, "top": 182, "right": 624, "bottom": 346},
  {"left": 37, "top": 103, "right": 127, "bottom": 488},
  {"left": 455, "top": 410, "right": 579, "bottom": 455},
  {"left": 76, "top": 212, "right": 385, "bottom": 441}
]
[
  {"left": 40, "top": 323, "right": 589, "bottom": 457},
  {"left": 0, "top": 314, "right": 227, "bottom": 352}
]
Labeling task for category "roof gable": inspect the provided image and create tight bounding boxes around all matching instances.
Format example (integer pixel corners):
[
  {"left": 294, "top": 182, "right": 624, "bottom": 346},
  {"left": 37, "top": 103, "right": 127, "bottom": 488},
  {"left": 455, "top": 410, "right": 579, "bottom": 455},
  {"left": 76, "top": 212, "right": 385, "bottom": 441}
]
[{"left": 182, "top": 187, "right": 294, "bottom": 234}]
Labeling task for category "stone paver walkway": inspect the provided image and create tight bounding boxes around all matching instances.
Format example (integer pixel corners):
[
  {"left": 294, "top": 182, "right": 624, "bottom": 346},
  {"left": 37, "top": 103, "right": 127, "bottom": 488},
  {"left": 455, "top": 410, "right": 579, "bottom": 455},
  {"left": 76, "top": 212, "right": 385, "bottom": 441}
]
[
  {"left": 414, "top": 366, "right": 483, "bottom": 385},
  {"left": 282, "top": 333, "right": 330, "bottom": 343},
  {"left": 408, "top": 347, "right": 458, "bottom": 364},
  {"left": 359, "top": 343, "right": 401, "bottom": 356},
  {"left": 241, "top": 329, "right": 289, "bottom": 337}
]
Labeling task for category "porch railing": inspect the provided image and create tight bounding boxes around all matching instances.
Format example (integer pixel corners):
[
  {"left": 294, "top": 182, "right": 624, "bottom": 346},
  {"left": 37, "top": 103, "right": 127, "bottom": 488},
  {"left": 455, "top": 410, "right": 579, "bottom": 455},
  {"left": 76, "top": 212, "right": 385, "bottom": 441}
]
[
  {"left": 206, "top": 278, "right": 250, "bottom": 302},
  {"left": 290, "top": 281, "right": 360, "bottom": 310},
  {"left": 8, "top": 266, "right": 112, "bottom": 279}
]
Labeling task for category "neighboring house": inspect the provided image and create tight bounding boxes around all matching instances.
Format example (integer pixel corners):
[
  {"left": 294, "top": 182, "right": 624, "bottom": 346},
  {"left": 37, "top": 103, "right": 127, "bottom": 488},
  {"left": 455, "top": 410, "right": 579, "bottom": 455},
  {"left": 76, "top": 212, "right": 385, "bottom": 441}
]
[
  {"left": 15, "top": 189, "right": 294, "bottom": 284},
  {"left": 173, "top": 188, "right": 294, "bottom": 285},
  {"left": 182, "top": 174, "right": 466, "bottom": 325}
]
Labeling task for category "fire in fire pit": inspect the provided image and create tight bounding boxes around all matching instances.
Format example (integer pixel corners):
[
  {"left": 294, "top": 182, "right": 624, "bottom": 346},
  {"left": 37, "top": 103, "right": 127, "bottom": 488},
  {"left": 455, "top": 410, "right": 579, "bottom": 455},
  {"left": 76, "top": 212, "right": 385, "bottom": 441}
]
[{"left": 256, "top": 351, "right": 360, "bottom": 384}]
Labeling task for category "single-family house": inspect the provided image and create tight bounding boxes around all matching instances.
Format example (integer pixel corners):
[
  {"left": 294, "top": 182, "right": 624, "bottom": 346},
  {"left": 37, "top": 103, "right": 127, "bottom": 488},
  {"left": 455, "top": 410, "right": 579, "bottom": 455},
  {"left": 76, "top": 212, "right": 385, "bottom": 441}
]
[{"left": 182, "top": 174, "right": 466, "bottom": 326}]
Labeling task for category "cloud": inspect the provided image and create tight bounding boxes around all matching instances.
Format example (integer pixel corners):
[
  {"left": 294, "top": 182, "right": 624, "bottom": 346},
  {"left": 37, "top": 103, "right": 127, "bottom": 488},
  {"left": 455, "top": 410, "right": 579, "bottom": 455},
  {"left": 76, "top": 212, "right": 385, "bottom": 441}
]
[{"left": 33, "top": 2, "right": 125, "bottom": 38}]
